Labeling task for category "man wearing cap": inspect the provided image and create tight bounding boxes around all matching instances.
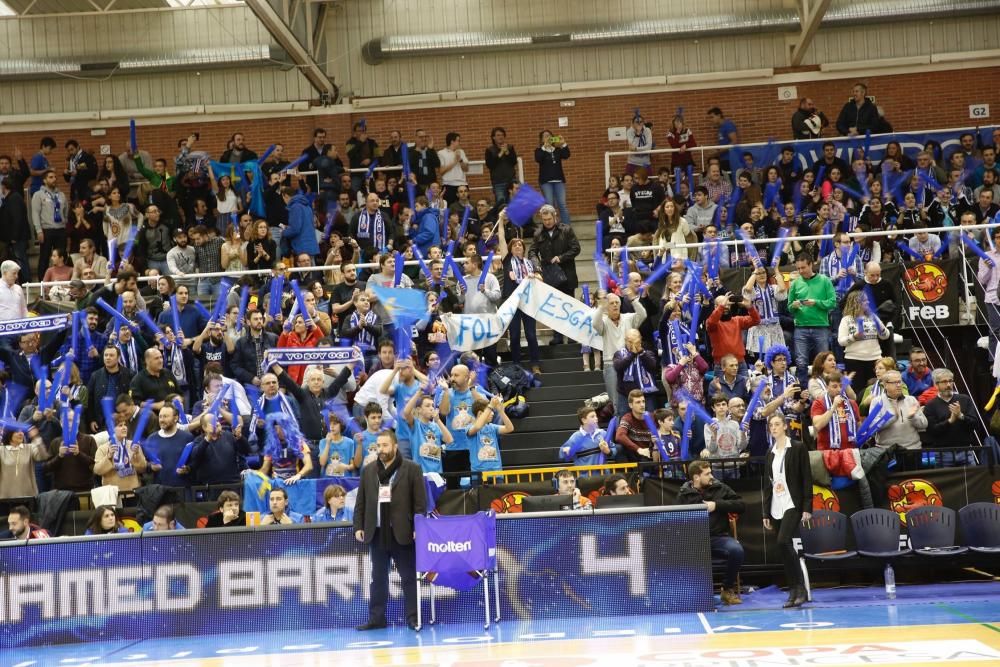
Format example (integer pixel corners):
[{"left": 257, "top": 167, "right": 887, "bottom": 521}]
[
  {"left": 166, "top": 228, "right": 196, "bottom": 289},
  {"left": 625, "top": 114, "right": 653, "bottom": 175}
]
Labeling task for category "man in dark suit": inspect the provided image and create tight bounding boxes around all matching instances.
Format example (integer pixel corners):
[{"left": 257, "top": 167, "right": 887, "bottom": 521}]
[{"left": 354, "top": 429, "right": 427, "bottom": 630}]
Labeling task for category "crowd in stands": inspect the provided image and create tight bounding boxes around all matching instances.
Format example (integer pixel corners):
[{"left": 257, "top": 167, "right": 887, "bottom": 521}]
[{"left": 0, "top": 80, "right": 997, "bottom": 548}]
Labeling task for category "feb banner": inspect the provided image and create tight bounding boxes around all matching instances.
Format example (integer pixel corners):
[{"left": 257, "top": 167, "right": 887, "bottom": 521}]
[
  {"left": 720, "top": 258, "right": 958, "bottom": 328},
  {"left": 897, "top": 257, "right": 961, "bottom": 328},
  {"left": 443, "top": 278, "right": 603, "bottom": 351}
]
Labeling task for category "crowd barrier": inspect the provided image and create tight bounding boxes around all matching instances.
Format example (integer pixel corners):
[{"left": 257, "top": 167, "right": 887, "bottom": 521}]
[
  {"left": 0, "top": 505, "right": 712, "bottom": 649},
  {"left": 603, "top": 124, "right": 999, "bottom": 187}
]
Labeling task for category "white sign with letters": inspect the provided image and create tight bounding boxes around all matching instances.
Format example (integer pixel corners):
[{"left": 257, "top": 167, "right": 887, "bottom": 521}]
[{"left": 969, "top": 104, "right": 990, "bottom": 119}]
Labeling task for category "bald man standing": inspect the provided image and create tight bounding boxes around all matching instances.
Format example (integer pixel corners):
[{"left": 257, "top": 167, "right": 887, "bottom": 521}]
[
  {"left": 437, "top": 364, "right": 487, "bottom": 473},
  {"left": 129, "top": 348, "right": 179, "bottom": 411}
]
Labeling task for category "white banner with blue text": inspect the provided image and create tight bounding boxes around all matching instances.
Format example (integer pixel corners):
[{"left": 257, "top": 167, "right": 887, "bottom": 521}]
[{"left": 442, "top": 279, "right": 603, "bottom": 351}]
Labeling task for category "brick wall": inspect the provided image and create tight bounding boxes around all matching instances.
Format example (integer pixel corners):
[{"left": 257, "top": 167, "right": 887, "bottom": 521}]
[{"left": 2, "top": 66, "right": 997, "bottom": 214}]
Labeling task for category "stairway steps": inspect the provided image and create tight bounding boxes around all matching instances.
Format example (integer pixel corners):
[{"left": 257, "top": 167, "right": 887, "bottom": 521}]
[
  {"left": 530, "top": 370, "right": 604, "bottom": 387},
  {"left": 532, "top": 357, "right": 597, "bottom": 374},
  {"left": 529, "top": 397, "right": 593, "bottom": 417},
  {"left": 510, "top": 413, "right": 580, "bottom": 433},
  {"left": 529, "top": 383, "right": 605, "bottom": 401},
  {"left": 504, "top": 447, "right": 563, "bottom": 468}
]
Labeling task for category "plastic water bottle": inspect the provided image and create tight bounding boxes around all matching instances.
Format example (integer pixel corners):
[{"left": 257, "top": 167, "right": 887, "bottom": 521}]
[{"left": 884, "top": 563, "right": 896, "bottom": 600}]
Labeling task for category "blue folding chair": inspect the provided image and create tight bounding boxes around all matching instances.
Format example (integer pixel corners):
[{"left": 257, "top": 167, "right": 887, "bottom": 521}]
[
  {"left": 800, "top": 510, "right": 857, "bottom": 561},
  {"left": 798, "top": 510, "right": 856, "bottom": 601},
  {"left": 958, "top": 503, "right": 1000, "bottom": 554},
  {"left": 415, "top": 511, "right": 499, "bottom": 631},
  {"left": 906, "top": 506, "right": 968, "bottom": 556},
  {"left": 852, "top": 509, "right": 911, "bottom": 558},
  {"left": 852, "top": 508, "right": 911, "bottom": 599}
]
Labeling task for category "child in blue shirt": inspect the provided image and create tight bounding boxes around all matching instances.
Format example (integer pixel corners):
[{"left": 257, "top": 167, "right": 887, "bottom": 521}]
[
  {"left": 355, "top": 402, "right": 383, "bottom": 470},
  {"left": 560, "top": 405, "right": 615, "bottom": 465},
  {"left": 402, "top": 383, "right": 453, "bottom": 474},
  {"left": 318, "top": 413, "right": 360, "bottom": 477},
  {"left": 467, "top": 396, "right": 514, "bottom": 473}
]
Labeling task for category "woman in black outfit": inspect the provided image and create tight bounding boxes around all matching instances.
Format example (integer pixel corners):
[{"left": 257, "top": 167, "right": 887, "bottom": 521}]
[
  {"left": 762, "top": 413, "right": 813, "bottom": 608},
  {"left": 497, "top": 215, "right": 541, "bottom": 375}
]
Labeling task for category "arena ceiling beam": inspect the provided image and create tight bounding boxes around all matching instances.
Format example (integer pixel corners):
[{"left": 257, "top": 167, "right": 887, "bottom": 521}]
[
  {"left": 789, "top": 0, "right": 831, "bottom": 67},
  {"left": 243, "top": 0, "right": 338, "bottom": 101}
]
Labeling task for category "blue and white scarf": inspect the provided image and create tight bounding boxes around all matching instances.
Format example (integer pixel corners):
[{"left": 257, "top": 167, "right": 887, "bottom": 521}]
[
  {"left": 249, "top": 391, "right": 296, "bottom": 435},
  {"left": 350, "top": 310, "right": 377, "bottom": 350},
  {"left": 767, "top": 369, "right": 797, "bottom": 411},
  {"left": 623, "top": 349, "right": 657, "bottom": 393},
  {"left": 356, "top": 209, "right": 386, "bottom": 251},
  {"left": 752, "top": 283, "right": 779, "bottom": 323},
  {"left": 112, "top": 440, "right": 135, "bottom": 478},
  {"left": 47, "top": 189, "right": 63, "bottom": 224},
  {"left": 0, "top": 314, "right": 71, "bottom": 339},
  {"left": 261, "top": 347, "right": 361, "bottom": 375},
  {"left": 510, "top": 256, "right": 533, "bottom": 282},
  {"left": 822, "top": 393, "right": 857, "bottom": 449}
]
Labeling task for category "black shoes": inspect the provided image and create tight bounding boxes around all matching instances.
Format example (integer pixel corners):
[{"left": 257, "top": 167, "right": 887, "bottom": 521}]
[
  {"left": 355, "top": 621, "right": 387, "bottom": 631},
  {"left": 782, "top": 586, "right": 808, "bottom": 608}
]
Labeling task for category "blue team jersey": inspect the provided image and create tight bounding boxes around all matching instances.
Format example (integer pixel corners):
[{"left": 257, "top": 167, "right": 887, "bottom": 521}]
[
  {"left": 409, "top": 419, "right": 444, "bottom": 474},
  {"left": 319, "top": 436, "right": 358, "bottom": 477},
  {"left": 357, "top": 430, "right": 380, "bottom": 469},
  {"left": 445, "top": 388, "right": 476, "bottom": 451},
  {"left": 468, "top": 423, "right": 502, "bottom": 472},
  {"left": 393, "top": 380, "right": 421, "bottom": 441}
]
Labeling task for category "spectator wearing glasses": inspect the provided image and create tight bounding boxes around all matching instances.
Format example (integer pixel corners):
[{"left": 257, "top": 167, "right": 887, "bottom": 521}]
[
  {"left": 902, "top": 348, "right": 934, "bottom": 404},
  {"left": 924, "top": 369, "right": 979, "bottom": 461},
  {"left": 872, "top": 371, "right": 926, "bottom": 450}
]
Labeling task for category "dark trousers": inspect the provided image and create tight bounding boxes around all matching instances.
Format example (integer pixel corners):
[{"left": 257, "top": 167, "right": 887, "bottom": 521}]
[
  {"left": 845, "top": 358, "right": 876, "bottom": 396},
  {"left": 368, "top": 529, "right": 418, "bottom": 625},
  {"left": 509, "top": 310, "right": 540, "bottom": 365},
  {"left": 710, "top": 535, "right": 744, "bottom": 589},
  {"left": 772, "top": 508, "right": 804, "bottom": 589},
  {"left": 548, "top": 283, "right": 575, "bottom": 344},
  {"left": 37, "top": 228, "right": 67, "bottom": 281}
]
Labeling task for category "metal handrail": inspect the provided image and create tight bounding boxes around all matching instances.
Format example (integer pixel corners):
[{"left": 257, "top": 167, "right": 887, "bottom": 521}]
[{"left": 603, "top": 123, "right": 996, "bottom": 190}]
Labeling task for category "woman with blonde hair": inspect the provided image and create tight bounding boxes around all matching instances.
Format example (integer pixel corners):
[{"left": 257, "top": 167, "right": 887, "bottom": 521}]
[{"left": 838, "top": 290, "right": 890, "bottom": 391}]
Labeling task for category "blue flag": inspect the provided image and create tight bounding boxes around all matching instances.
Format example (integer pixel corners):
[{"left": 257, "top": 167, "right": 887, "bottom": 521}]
[{"left": 368, "top": 284, "right": 428, "bottom": 323}]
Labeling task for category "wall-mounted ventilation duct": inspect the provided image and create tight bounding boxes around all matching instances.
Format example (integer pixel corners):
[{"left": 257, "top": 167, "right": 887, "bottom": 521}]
[
  {"left": 362, "top": 0, "right": 1000, "bottom": 65},
  {"left": 0, "top": 45, "right": 284, "bottom": 80}
]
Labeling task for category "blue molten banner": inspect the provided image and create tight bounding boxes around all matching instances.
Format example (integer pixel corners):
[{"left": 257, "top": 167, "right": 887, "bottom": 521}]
[{"left": 0, "top": 507, "right": 711, "bottom": 648}]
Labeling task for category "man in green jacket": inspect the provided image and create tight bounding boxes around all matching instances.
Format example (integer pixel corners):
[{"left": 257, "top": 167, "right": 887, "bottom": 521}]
[
  {"left": 134, "top": 154, "right": 181, "bottom": 228},
  {"left": 788, "top": 254, "right": 836, "bottom": 386}
]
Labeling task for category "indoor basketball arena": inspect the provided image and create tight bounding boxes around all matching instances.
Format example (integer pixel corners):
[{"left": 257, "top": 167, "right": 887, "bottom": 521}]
[{"left": 1, "top": 1, "right": 1000, "bottom": 665}]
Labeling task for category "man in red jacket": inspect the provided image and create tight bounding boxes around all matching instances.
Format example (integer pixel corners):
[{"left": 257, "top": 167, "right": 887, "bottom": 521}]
[{"left": 706, "top": 293, "right": 760, "bottom": 375}]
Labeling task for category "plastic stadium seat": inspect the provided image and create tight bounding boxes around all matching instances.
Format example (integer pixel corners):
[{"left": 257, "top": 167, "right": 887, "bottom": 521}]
[
  {"left": 958, "top": 503, "right": 1000, "bottom": 554},
  {"left": 851, "top": 509, "right": 912, "bottom": 558},
  {"left": 905, "top": 506, "right": 968, "bottom": 556},
  {"left": 800, "top": 510, "right": 857, "bottom": 560}
]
